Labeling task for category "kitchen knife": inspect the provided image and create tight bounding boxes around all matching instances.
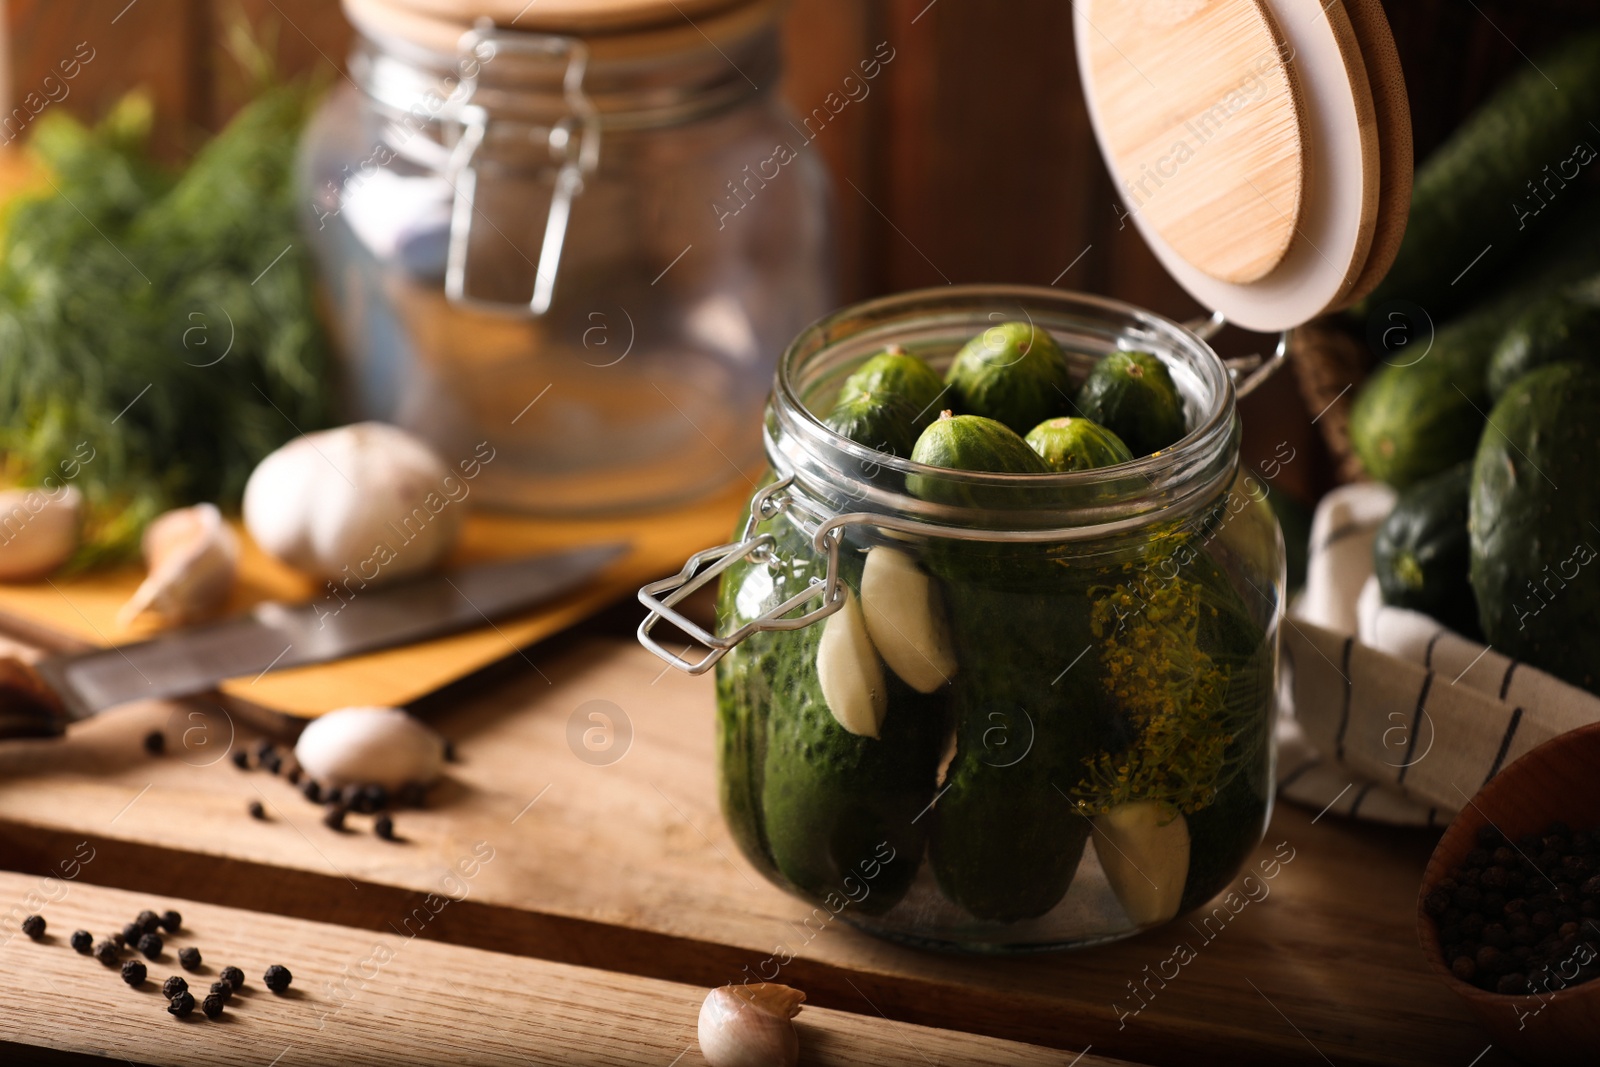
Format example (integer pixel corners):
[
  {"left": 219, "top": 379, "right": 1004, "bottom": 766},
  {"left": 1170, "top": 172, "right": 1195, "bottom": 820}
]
[{"left": 29, "top": 542, "right": 628, "bottom": 722}]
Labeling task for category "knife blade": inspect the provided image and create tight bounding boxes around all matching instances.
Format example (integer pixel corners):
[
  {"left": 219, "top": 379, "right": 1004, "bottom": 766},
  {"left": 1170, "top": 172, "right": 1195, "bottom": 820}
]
[{"left": 32, "top": 542, "right": 628, "bottom": 720}]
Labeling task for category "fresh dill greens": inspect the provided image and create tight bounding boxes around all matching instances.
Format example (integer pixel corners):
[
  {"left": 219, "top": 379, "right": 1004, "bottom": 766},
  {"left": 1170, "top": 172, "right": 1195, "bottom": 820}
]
[{"left": 0, "top": 83, "right": 331, "bottom": 567}]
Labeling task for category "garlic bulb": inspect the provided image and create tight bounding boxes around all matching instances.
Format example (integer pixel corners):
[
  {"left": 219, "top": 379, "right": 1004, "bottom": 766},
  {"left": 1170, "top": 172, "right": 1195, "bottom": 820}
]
[
  {"left": 698, "top": 983, "right": 804, "bottom": 1067},
  {"left": 1092, "top": 800, "right": 1190, "bottom": 926},
  {"left": 293, "top": 705, "right": 446, "bottom": 789},
  {"left": 243, "top": 422, "right": 464, "bottom": 584},
  {"left": 815, "top": 587, "right": 887, "bottom": 738},
  {"left": 859, "top": 546, "right": 957, "bottom": 693},
  {"left": 117, "top": 503, "right": 238, "bottom": 627},
  {"left": 0, "top": 486, "right": 81, "bottom": 581}
]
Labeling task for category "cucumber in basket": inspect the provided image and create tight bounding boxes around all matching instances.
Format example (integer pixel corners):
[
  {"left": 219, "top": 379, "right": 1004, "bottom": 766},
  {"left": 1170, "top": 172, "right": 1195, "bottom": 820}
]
[{"left": 1372, "top": 462, "right": 1478, "bottom": 638}]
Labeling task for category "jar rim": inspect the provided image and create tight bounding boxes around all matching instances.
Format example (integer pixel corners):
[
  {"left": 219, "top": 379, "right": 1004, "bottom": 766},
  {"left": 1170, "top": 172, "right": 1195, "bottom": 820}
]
[{"left": 768, "top": 284, "right": 1242, "bottom": 537}]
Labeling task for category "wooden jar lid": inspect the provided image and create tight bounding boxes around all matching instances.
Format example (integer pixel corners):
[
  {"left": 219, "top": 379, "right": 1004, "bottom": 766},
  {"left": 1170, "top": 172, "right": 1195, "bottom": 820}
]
[{"left": 1075, "top": 0, "right": 1411, "bottom": 332}]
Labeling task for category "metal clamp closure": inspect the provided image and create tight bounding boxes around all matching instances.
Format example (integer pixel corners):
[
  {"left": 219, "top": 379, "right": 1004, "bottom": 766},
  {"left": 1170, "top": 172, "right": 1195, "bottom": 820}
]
[
  {"left": 637, "top": 477, "right": 848, "bottom": 674},
  {"left": 443, "top": 21, "right": 601, "bottom": 315}
]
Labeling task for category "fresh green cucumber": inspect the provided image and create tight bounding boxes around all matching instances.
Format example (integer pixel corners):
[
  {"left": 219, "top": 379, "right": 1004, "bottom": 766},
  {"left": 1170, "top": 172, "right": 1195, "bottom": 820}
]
[
  {"left": 1373, "top": 462, "right": 1479, "bottom": 636},
  {"left": 1075, "top": 351, "right": 1187, "bottom": 457},
  {"left": 824, "top": 390, "right": 922, "bottom": 457},
  {"left": 944, "top": 321, "right": 1074, "bottom": 435},
  {"left": 1487, "top": 278, "right": 1600, "bottom": 398},
  {"left": 906, "top": 412, "right": 1050, "bottom": 510},
  {"left": 1024, "top": 416, "right": 1133, "bottom": 472},
  {"left": 837, "top": 347, "right": 947, "bottom": 430},
  {"left": 1469, "top": 362, "right": 1600, "bottom": 695},
  {"left": 1358, "top": 31, "right": 1600, "bottom": 319}
]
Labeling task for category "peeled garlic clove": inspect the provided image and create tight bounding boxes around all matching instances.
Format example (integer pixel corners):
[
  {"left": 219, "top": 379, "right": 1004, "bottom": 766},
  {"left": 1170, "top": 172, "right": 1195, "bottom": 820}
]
[
  {"left": 243, "top": 422, "right": 464, "bottom": 584},
  {"left": 293, "top": 706, "right": 445, "bottom": 790},
  {"left": 1093, "top": 800, "right": 1190, "bottom": 926},
  {"left": 698, "top": 983, "right": 804, "bottom": 1067},
  {"left": 816, "top": 587, "right": 887, "bottom": 738},
  {"left": 859, "top": 546, "right": 956, "bottom": 693},
  {"left": 117, "top": 503, "right": 238, "bottom": 627},
  {"left": 0, "top": 486, "right": 81, "bottom": 581}
]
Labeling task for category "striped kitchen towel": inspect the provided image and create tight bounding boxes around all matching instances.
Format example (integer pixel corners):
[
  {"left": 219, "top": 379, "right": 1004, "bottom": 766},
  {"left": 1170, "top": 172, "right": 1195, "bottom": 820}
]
[{"left": 1276, "top": 483, "right": 1600, "bottom": 827}]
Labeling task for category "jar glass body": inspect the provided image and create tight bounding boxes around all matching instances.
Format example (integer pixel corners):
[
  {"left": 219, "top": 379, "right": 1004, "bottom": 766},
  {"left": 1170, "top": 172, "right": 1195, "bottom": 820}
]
[
  {"left": 712, "top": 287, "right": 1284, "bottom": 951},
  {"left": 299, "top": 21, "right": 835, "bottom": 513}
]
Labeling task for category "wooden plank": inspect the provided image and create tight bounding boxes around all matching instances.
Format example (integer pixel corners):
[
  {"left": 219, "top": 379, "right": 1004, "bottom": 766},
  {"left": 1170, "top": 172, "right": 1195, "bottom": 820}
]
[
  {"left": 0, "top": 872, "right": 1128, "bottom": 1066},
  {"left": 0, "top": 632, "right": 1516, "bottom": 1067}
]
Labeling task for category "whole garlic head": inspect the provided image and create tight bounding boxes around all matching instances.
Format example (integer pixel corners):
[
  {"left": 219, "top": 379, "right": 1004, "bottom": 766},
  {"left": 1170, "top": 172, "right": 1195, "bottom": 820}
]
[
  {"left": 698, "top": 984, "right": 804, "bottom": 1067},
  {"left": 243, "top": 422, "right": 464, "bottom": 584},
  {"left": 293, "top": 705, "right": 446, "bottom": 790},
  {"left": 0, "top": 486, "right": 82, "bottom": 582}
]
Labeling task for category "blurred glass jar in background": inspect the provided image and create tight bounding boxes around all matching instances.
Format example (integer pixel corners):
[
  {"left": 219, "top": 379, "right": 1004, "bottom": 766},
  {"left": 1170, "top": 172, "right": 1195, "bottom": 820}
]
[{"left": 301, "top": 0, "right": 836, "bottom": 512}]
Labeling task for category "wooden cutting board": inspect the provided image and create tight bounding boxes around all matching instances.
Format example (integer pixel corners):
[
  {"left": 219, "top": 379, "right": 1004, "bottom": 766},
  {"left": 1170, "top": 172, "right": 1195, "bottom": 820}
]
[
  {"left": 0, "top": 873, "right": 1136, "bottom": 1066},
  {"left": 0, "top": 483, "right": 747, "bottom": 717},
  {"left": 0, "top": 627, "right": 1518, "bottom": 1067}
]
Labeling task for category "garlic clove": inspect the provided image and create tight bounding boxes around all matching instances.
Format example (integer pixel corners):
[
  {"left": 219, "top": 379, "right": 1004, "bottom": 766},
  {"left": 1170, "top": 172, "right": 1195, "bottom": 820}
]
[
  {"left": 243, "top": 422, "right": 465, "bottom": 585},
  {"left": 0, "top": 486, "right": 82, "bottom": 582},
  {"left": 815, "top": 587, "right": 887, "bottom": 738},
  {"left": 117, "top": 503, "right": 239, "bottom": 628},
  {"left": 698, "top": 983, "right": 804, "bottom": 1067},
  {"left": 859, "top": 546, "right": 957, "bottom": 693},
  {"left": 293, "top": 705, "right": 446, "bottom": 790},
  {"left": 1092, "top": 800, "right": 1190, "bottom": 927}
]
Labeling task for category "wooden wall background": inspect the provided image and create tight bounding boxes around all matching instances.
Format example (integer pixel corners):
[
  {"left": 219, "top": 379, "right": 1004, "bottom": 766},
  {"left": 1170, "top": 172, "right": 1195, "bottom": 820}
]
[{"left": 4, "top": 0, "right": 1598, "bottom": 501}]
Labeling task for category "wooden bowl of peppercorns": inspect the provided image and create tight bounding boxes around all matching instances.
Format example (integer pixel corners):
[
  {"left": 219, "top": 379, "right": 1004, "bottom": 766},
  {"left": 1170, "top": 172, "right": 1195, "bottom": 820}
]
[{"left": 1418, "top": 721, "right": 1600, "bottom": 1064}]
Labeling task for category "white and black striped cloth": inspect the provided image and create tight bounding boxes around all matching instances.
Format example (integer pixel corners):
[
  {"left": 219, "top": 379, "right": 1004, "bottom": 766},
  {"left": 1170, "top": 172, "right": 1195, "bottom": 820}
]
[{"left": 1277, "top": 484, "right": 1600, "bottom": 827}]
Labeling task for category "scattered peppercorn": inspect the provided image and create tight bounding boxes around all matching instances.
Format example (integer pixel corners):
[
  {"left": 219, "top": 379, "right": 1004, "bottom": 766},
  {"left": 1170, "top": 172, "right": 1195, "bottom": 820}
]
[
  {"left": 340, "top": 784, "right": 365, "bottom": 809},
  {"left": 143, "top": 730, "right": 165, "bottom": 755},
  {"left": 167, "top": 990, "right": 195, "bottom": 1017},
  {"left": 178, "top": 947, "right": 201, "bottom": 971},
  {"left": 323, "top": 805, "right": 347, "bottom": 831},
  {"left": 261, "top": 751, "right": 283, "bottom": 775},
  {"left": 121, "top": 960, "right": 147, "bottom": 986},
  {"left": 374, "top": 813, "right": 397, "bottom": 841},
  {"left": 231, "top": 749, "right": 250, "bottom": 770},
  {"left": 137, "top": 932, "right": 163, "bottom": 959},
  {"left": 137, "top": 909, "right": 162, "bottom": 934},
  {"left": 201, "top": 992, "right": 225, "bottom": 1018},
  {"left": 263, "top": 965, "right": 292, "bottom": 993},
  {"left": 208, "top": 980, "right": 232, "bottom": 1001},
  {"left": 362, "top": 784, "right": 389, "bottom": 813},
  {"left": 120, "top": 922, "right": 143, "bottom": 946},
  {"left": 286, "top": 765, "right": 302, "bottom": 785},
  {"left": 248, "top": 800, "right": 267, "bottom": 820},
  {"left": 159, "top": 910, "right": 182, "bottom": 933},
  {"left": 162, "top": 976, "right": 188, "bottom": 999},
  {"left": 93, "top": 940, "right": 119, "bottom": 966},
  {"left": 219, "top": 966, "right": 244, "bottom": 991},
  {"left": 301, "top": 778, "right": 322, "bottom": 804},
  {"left": 70, "top": 930, "right": 93, "bottom": 954},
  {"left": 251, "top": 738, "right": 276, "bottom": 759},
  {"left": 20, "top": 915, "right": 44, "bottom": 939}
]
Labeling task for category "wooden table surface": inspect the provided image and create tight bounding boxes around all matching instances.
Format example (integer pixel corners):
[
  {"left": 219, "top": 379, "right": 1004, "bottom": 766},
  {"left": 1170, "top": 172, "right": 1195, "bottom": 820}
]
[{"left": 0, "top": 609, "right": 1514, "bottom": 1067}]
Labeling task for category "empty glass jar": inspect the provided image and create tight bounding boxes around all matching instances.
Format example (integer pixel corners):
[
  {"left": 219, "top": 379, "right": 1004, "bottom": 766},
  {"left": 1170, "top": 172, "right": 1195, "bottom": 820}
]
[{"left": 301, "top": 0, "right": 835, "bottom": 512}]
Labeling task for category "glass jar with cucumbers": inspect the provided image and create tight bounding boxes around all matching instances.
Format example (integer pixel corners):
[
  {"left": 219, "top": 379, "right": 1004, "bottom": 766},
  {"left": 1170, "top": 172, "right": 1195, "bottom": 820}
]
[{"left": 640, "top": 286, "right": 1284, "bottom": 951}]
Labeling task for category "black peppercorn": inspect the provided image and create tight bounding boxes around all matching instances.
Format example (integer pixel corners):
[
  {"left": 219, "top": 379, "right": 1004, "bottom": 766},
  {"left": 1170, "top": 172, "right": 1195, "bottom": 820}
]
[
  {"left": 398, "top": 782, "right": 427, "bottom": 808},
  {"left": 248, "top": 800, "right": 267, "bottom": 820},
  {"left": 93, "top": 940, "right": 119, "bottom": 966},
  {"left": 219, "top": 966, "right": 244, "bottom": 991},
  {"left": 263, "top": 964, "right": 292, "bottom": 993},
  {"left": 137, "top": 909, "right": 162, "bottom": 934},
  {"left": 143, "top": 730, "right": 165, "bottom": 755},
  {"left": 121, "top": 959, "right": 147, "bottom": 985},
  {"left": 70, "top": 929, "right": 93, "bottom": 954},
  {"left": 1496, "top": 973, "right": 1529, "bottom": 995},
  {"left": 301, "top": 778, "right": 322, "bottom": 804},
  {"left": 163, "top": 975, "right": 188, "bottom": 999},
  {"left": 261, "top": 752, "right": 282, "bottom": 775},
  {"left": 120, "top": 921, "right": 143, "bottom": 946},
  {"left": 178, "top": 946, "right": 201, "bottom": 971},
  {"left": 201, "top": 992, "right": 225, "bottom": 1018},
  {"left": 362, "top": 784, "right": 389, "bottom": 813},
  {"left": 286, "top": 765, "right": 301, "bottom": 785},
  {"left": 1451, "top": 955, "right": 1476, "bottom": 981},
  {"left": 323, "top": 805, "right": 347, "bottom": 831},
  {"left": 340, "top": 784, "right": 365, "bottom": 809},
  {"left": 208, "top": 980, "right": 232, "bottom": 1001},
  {"left": 374, "top": 813, "right": 396, "bottom": 841},
  {"left": 252, "top": 738, "right": 276, "bottom": 759},
  {"left": 19, "top": 915, "right": 44, "bottom": 939},
  {"left": 159, "top": 909, "right": 182, "bottom": 933},
  {"left": 167, "top": 990, "right": 195, "bottom": 1017},
  {"left": 137, "top": 932, "right": 163, "bottom": 959},
  {"left": 231, "top": 749, "right": 250, "bottom": 770}
]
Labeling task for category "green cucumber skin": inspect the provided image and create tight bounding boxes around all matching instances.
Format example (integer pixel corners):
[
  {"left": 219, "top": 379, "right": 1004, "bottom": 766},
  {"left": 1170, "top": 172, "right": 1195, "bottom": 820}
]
[
  {"left": 824, "top": 391, "right": 922, "bottom": 458},
  {"left": 1075, "top": 351, "right": 1187, "bottom": 458},
  {"left": 1025, "top": 417, "right": 1133, "bottom": 472},
  {"left": 1469, "top": 363, "right": 1600, "bottom": 694},
  {"left": 1359, "top": 32, "right": 1600, "bottom": 319},
  {"left": 907, "top": 414, "right": 1051, "bottom": 510},
  {"left": 838, "top": 350, "right": 947, "bottom": 430},
  {"left": 944, "top": 322, "right": 1074, "bottom": 435},
  {"left": 1373, "top": 462, "right": 1479, "bottom": 637},
  {"left": 1487, "top": 283, "right": 1600, "bottom": 399}
]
